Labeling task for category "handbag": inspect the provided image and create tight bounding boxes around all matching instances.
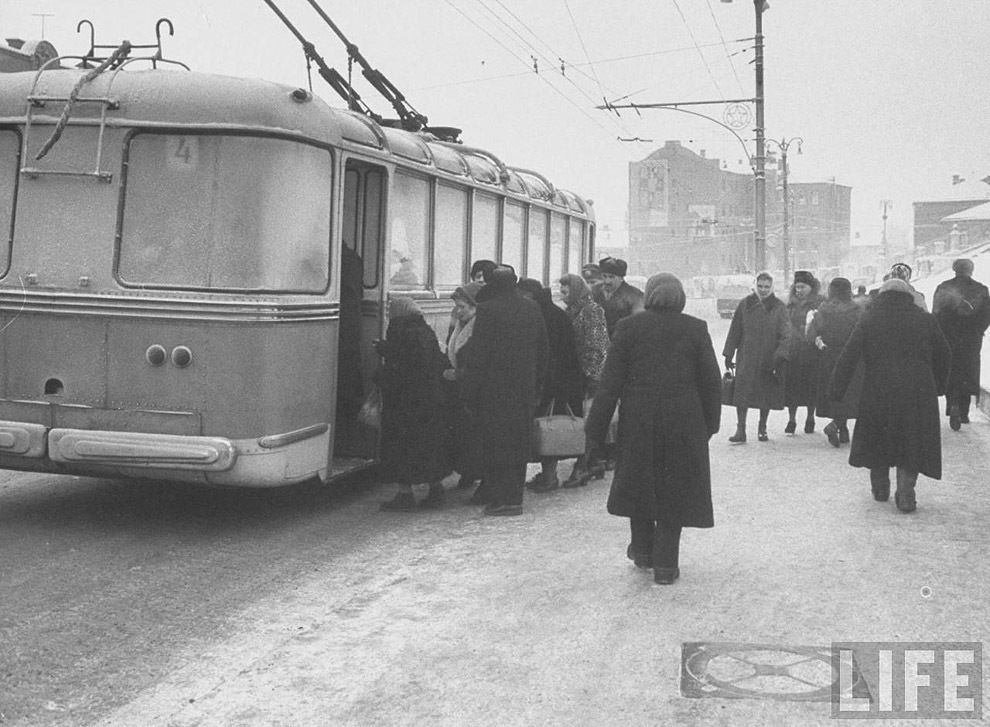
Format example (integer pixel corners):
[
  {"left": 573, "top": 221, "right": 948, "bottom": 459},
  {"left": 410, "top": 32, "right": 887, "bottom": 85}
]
[
  {"left": 721, "top": 371, "right": 735, "bottom": 407},
  {"left": 357, "top": 385, "right": 383, "bottom": 430},
  {"left": 532, "top": 400, "right": 586, "bottom": 457}
]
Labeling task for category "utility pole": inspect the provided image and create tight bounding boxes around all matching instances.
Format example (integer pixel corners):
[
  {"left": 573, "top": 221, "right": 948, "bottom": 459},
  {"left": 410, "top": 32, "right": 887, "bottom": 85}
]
[
  {"left": 753, "top": 0, "right": 766, "bottom": 272},
  {"left": 32, "top": 13, "right": 54, "bottom": 39},
  {"left": 766, "top": 136, "right": 802, "bottom": 283},
  {"left": 880, "top": 199, "right": 892, "bottom": 270}
]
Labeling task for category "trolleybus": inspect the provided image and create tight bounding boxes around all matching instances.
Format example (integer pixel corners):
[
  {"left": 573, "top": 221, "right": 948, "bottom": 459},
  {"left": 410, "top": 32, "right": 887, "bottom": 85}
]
[{"left": 0, "top": 44, "right": 595, "bottom": 487}]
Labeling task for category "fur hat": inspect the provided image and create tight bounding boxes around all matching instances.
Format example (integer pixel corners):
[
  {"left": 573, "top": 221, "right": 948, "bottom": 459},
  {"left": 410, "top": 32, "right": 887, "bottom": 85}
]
[
  {"left": 793, "top": 270, "right": 815, "bottom": 287},
  {"left": 599, "top": 257, "right": 628, "bottom": 277},
  {"left": 581, "top": 263, "right": 602, "bottom": 282},
  {"left": 828, "top": 277, "right": 852, "bottom": 302}
]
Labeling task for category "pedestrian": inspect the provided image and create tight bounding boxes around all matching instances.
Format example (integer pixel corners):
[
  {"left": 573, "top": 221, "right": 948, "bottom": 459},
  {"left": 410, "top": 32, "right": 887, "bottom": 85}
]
[
  {"left": 557, "top": 272, "right": 609, "bottom": 487},
  {"left": 933, "top": 257, "right": 990, "bottom": 430},
  {"left": 460, "top": 266, "right": 549, "bottom": 516},
  {"left": 722, "top": 272, "right": 791, "bottom": 443},
  {"left": 585, "top": 273, "right": 721, "bottom": 585},
  {"left": 783, "top": 270, "right": 824, "bottom": 434},
  {"left": 852, "top": 284, "right": 870, "bottom": 308},
  {"left": 829, "top": 278, "right": 951, "bottom": 513},
  {"left": 581, "top": 263, "right": 603, "bottom": 287},
  {"left": 807, "top": 277, "right": 863, "bottom": 447},
  {"left": 376, "top": 297, "right": 450, "bottom": 511},
  {"left": 442, "top": 282, "right": 485, "bottom": 491},
  {"left": 517, "top": 278, "right": 584, "bottom": 493},
  {"left": 591, "top": 256, "right": 644, "bottom": 338},
  {"left": 887, "top": 262, "right": 928, "bottom": 310}
]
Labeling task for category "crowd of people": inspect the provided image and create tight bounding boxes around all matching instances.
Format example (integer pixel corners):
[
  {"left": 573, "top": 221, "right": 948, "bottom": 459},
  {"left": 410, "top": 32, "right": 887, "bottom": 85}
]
[{"left": 368, "top": 253, "right": 990, "bottom": 585}]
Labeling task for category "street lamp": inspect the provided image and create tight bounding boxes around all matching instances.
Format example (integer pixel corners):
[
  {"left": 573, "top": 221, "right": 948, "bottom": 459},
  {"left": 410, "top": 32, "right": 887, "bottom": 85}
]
[
  {"left": 722, "top": 0, "right": 768, "bottom": 272},
  {"left": 766, "top": 136, "right": 802, "bottom": 283}
]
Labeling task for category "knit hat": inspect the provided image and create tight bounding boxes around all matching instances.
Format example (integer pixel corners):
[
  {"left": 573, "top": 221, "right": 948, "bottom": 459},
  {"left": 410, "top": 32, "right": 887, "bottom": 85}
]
[
  {"left": 793, "top": 270, "right": 815, "bottom": 287},
  {"left": 452, "top": 281, "right": 483, "bottom": 307},
  {"left": 889, "top": 262, "right": 913, "bottom": 281},
  {"left": 879, "top": 278, "right": 912, "bottom": 294},
  {"left": 599, "top": 257, "right": 627, "bottom": 277}
]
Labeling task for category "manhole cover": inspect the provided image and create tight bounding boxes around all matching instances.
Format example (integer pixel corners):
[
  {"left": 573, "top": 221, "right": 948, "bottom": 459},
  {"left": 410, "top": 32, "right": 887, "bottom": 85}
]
[{"left": 680, "top": 642, "right": 870, "bottom": 702}]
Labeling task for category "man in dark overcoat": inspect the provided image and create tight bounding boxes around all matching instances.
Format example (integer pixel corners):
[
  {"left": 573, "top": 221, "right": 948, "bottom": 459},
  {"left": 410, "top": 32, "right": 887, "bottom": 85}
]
[
  {"left": 722, "top": 272, "right": 791, "bottom": 442},
  {"left": 460, "top": 266, "right": 549, "bottom": 516},
  {"left": 830, "top": 278, "right": 951, "bottom": 513},
  {"left": 783, "top": 270, "right": 824, "bottom": 434},
  {"left": 591, "top": 257, "right": 644, "bottom": 338},
  {"left": 933, "top": 258, "right": 990, "bottom": 430}
]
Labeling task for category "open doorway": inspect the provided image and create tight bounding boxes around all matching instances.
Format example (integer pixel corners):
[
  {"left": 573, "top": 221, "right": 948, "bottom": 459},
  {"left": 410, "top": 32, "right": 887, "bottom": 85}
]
[{"left": 333, "top": 159, "right": 386, "bottom": 466}]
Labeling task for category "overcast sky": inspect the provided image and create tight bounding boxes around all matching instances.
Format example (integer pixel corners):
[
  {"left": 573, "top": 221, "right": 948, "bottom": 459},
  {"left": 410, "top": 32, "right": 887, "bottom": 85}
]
[{"left": 4, "top": 0, "right": 989, "bottom": 248}]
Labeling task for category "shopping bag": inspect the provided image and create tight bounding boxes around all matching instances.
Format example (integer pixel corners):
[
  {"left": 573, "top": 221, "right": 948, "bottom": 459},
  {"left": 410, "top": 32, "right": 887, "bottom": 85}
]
[
  {"left": 721, "top": 371, "right": 735, "bottom": 407},
  {"left": 358, "top": 385, "right": 383, "bottom": 429},
  {"left": 532, "top": 402, "right": 585, "bottom": 457}
]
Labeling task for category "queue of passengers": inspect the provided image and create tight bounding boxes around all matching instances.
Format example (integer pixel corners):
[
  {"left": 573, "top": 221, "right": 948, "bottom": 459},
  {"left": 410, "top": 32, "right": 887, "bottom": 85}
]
[{"left": 370, "top": 255, "right": 990, "bottom": 586}]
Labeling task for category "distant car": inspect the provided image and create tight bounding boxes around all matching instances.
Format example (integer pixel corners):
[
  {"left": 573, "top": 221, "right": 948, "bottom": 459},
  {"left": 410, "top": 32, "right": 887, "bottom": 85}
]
[{"left": 716, "top": 284, "right": 751, "bottom": 318}]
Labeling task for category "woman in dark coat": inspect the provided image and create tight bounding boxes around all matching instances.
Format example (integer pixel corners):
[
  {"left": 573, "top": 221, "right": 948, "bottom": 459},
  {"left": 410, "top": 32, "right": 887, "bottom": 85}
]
[
  {"left": 722, "top": 272, "right": 791, "bottom": 443},
  {"left": 517, "top": 278, "right": 584, "bottom": 492},
  {"left": 807, "top": 277, "right": 863, "bottom": 447},
  {"left": 442, "top": 282, "right": 484, "bottom": 490},
  {"left": 585, "top": 273, "right": 722, "bottom": 585},
  {"left": 829, "top": 278, "right": 951, "bottom": 513},
  {"left": 376, "top": 297, "right": 450, "bottom": 511},
  {"left": 783, "top": 270, "right": 824, "bottom": 434}
]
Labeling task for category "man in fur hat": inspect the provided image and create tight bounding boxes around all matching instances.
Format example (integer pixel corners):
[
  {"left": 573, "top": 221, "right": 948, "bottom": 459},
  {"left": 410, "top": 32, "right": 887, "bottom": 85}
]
[
  {"left": 592, "top": 256, "right": 644, "bottom": 338},
  {"left": 933, "top": 258, "right": 990, "bottom": 430}
]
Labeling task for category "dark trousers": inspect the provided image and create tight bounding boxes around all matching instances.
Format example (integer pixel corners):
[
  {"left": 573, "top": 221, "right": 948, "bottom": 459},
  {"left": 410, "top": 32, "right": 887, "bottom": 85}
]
[
  {"left": 948, "top": 393, "right": 972, "bottom": 417},
  {"left": 630, "top": 519, "right": 683, "bottom": 569},
  {"left": 485, "top": 462, "right": 527, "bottom": 507}
]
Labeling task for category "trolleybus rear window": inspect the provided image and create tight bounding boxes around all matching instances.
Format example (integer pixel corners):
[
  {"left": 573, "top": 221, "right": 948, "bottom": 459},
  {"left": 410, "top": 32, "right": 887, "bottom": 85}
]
[
  {"left": 119, "top": 133, "right": 332, "bottom": 292},
  {"left": 0, "top": 130, "right": 17, "bottom": 276}
]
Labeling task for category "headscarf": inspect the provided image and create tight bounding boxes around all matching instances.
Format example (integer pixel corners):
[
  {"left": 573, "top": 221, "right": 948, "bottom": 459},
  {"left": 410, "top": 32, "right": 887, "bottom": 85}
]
[
  {"left": 389, "top": 296, "right": 422, "bottom": 320},
  {"left": 470, "top": 259, "right": 498, "bottom": 282},
  {"left": 452, "top": 281, "right": 483, "bottom": 307},
  {"left": 644, "top": 273, "right": 686, "bottom": 313},
  {"left": 559, "top": 273, "right": 590, "bottom": 310}
]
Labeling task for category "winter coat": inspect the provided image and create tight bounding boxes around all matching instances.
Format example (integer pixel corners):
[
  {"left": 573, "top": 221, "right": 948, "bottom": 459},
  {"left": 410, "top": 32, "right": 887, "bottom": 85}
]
[
  {"left": 375, "top": 315, "right": 449, "bottom": 483},
  {"left": 722, "top": 293, "right": 791, "bottom": 410},
  {"left": 531, "top": 289, "right": 584, "bottom": 417},
  {"left": 933, "top": 274, "right": 990, "bottom": 400},
  {"left": 585, "top": 310, "right": 722, "bottom": 528},
  {"left": 592, "top": 281, "right": 645, "bottom": 337},
  {"left": 443, "top": 332, "right": 484, "bottom": 481},
  {"left": 783, "top": 289, "right": 824, "bottom": 407},
  {"left": 807, "top": 300, "right": 864, "bottom": 419},
  {"left": 566, "top": 296, "right": 609, "bottom": 392},
  {"left": 829, "top": 290, "right": 951, "bottom": 479},
  {"left": 460, "top": 290, "right": 549, "bottom": 467}
]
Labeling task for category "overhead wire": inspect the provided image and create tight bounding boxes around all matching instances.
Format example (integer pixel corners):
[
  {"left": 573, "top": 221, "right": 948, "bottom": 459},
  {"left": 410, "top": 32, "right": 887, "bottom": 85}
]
[
  {"left": 561, "top": 0, "right": 607, "bottom": 100},
  {"left": 439, "top": 0, "right": 641, "bottom": 146},
  {"left": 703, "top": 0, "right": 745, "bottom": 95},
  {"left": 670, "top": 0, "right": 724, "bottom": 98}
]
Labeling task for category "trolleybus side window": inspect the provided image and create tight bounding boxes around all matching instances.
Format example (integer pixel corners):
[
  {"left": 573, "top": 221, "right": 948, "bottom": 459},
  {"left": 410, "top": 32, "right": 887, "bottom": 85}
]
[
  {"left": 0, "top": 130, "right": 17, "bottom": 277},
  {"left": 568, "top": 218, "right": 584, "bottom": 270},
  {"left": 503, "top": 200, "right": 525, "bottom": 272},
  {"left": 471, "top": 192, "right": 499, "bottom": 266},
  {"left": 550, "top": 212, "right": 566, "bottom": 279},
  {"left": 527, "top": 206, "right": 548, "bottom": 283},
  {"left": 342, "top": 163, "right": 384, "bottom": 288},
  {"left": 389, "top": 171, "right": 430, "bottom": 289},
  {"left": 118, "top": 133, "right": 332, "bottom": 292},
  {"left": 434, "top": 183, "right": 468, "bottom": 287}
]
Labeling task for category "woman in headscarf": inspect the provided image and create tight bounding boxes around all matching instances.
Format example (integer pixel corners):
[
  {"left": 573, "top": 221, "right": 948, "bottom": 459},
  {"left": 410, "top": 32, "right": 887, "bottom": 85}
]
[
  {"left": 830, "top": 278, "right": 951, "bottom": 512},
  {"left": 807, "top": 277, "right": 863, "bottom": 447},
  {"left": 442, "top": 282, "right": 484, "bottom": 490},
  {"left": 517, "top": 278, "right": 584, "bottom": 492},
  {"left": 783, "top": 270, "right": 824, "bottom": 434},
  {"left": 557, "top": 273, "right": 609, "bottom": 487},
  {"left": 375, "top": 297, "right": 450, "bottom": 511},
  {"left": 585, "top": 273, "right": 721, "bottom": 585}
]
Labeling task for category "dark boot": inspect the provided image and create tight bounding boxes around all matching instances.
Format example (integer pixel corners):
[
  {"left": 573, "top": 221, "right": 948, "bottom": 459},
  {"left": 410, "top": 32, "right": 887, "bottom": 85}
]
[
  {"left": 894, "top": 468, "right": 918, "bottom": 513},
  {"left": 838, "top": 422, "right": 850, "bottom": 444},
  {"left": 804, "top": 412, "right": 816, "bottom": 434},
  {"left": 823, "top": 421, "right": 840, "bottom": 448},
  {"left": 870, "top": 468, "right": 890, "bottom": 502},
  {"left": 419, "top": 482, "right": 446, "bottom": 509},
  {"left": 628, "top": 519, "right": 654, "bottom": 569},
  {"left": 728, "top": 426, "right": 747, "bottom": 443},
  {"left": 949, "top": 404, "right": 962, "bottom": 431},
  {"left": 652, "top": 524, "right": 682, "bottom": 585}
]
